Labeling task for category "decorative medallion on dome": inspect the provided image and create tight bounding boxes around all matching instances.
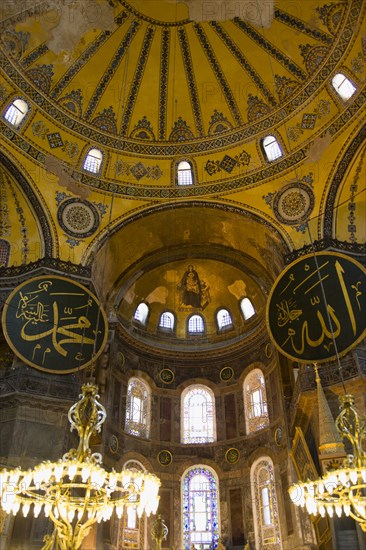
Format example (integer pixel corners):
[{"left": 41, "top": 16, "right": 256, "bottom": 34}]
[
  {"left": 169, "top": 117, "right": 194, "bottom": 142},
  {"left": 159, "top": 368, "right": 175, "bottom": 384},
  {"left": 299, "top": 44, "right": 330, "bottom": 74},
  {"left": 57, "top": 198, "right": 100, "bottom": 238},
  {"left": 272, "top": 182, "right": 314, "bottom": 227},
  {"left": 58, "top": 89, "right": 83, "bottom": 117},
  {"left": 208, "top": 110, "right": 232, "bottom": 135},
  {"left": 115, "top": 160, "right": 162, "bottom": 180},
  {"left": 205, "top": 150, "right": 250, "bottom": 176},
  {"left": 225, "top": 448, "right": 240, "bottom": 464},
  {"left": 26, "top": 64, "right": 54, "bottom": 93},
  {"left": 158, "top": 450, "right": 172, "bottom": 467},
  {"left": 220, "top": 367, "right": 234, "bottom": 382},
  {"left": 316, "top": 2, "right": 345, "bottom": 35},
  {"left": 130, "top": 116, "right": 155, "bottom": 140},
  {"left": 247, "top": 95, "right": 271, "bottom": 122},
  {"left": 92, "top": 106, "right": 117, "bottom": 134}
]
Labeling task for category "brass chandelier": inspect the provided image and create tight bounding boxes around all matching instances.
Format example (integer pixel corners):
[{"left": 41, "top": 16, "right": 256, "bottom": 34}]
[
  {"left": 0, "top": 383, "right": 161, "bottom": 549},
  {"left": 289, "top": 392, "right": 366, "bottom": 532}
]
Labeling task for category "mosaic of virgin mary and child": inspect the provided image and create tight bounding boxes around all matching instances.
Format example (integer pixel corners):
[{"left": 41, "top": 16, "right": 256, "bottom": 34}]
[{"left": 177, "top": 264, "right": 210, "bottom": 310}]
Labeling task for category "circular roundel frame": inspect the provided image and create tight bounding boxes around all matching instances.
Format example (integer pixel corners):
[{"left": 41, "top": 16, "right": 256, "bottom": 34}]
[
  {"left": 1, "top": 275, "right": 108, "bottom": 374},
  {"left": 57, "top": 198, "right": 99, "bottom": 238},
  {"left": 266, "top": 252, "right": 366, "bottom": 364}
]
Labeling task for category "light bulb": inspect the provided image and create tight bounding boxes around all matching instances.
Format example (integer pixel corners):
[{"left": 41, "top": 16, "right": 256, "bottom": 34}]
[{"left": 22, "top": 502, "right": 30, "bottom": 517}]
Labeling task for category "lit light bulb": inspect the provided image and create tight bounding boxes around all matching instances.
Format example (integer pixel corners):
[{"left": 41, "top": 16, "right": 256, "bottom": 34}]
[{"left": 22, "top": 502, "right": 30, "bottom": 517}]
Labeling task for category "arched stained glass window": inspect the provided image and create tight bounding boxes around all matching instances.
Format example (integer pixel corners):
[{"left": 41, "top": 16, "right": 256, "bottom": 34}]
[
  {"left": 177, "top": 160, "right": 193, "bottom": 186},
  {"left": 216, "top": 308, "right": 233, "bottom": 330},
  {"left": 159, "top": 311, "right": 175, "bottom": 331},
  {"left": 240, "top": 297, "right": 255, "bottom": 320},
  {"left": 332, "top": 73, "right": 356, "bottom": 100},
  {"left": 182, "top": 385, "right": 216, "bottom": 444},
  {"left": 4, "top": 99, "right": 29, "bottom": 127},
  {"left": 244, "top": 368, "right": 269, "bottom": 433},
  {"left": 251, "top": 457, "right": 281, "bottom": 549},
  {"left": 83, "top": 148, "right": 103, "bottom": 174},
  {"left": 188, "top": 314, "right": 204, "bottom": 334},
  {"left": 125, "top": 378, "right": 151, "bottom": 438},
  {"left": 182, "top": 466, "right": 220, "bottom": 550},
  {"left": 262, "top": 135, "right": 283, "bottom": 162},
  {"left": 134, "top": 302, "right": 149, "bottom": 325},
  {"left": 114, "top": 460, "right": 146, "bottom": 549}
]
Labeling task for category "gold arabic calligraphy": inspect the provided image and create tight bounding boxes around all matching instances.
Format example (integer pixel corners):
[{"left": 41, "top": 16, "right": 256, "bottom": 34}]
[{"left": 274, "top": 259, "right": 363, "bottom": 358}]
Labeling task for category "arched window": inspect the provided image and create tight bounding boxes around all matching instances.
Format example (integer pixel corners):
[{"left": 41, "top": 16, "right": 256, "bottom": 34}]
[
  {"left": 182, "top": 466, "right": 220, "bottom": 550},
  {"left": 82, "top": 148, "right": 103, "bottom": 174},
  {"left": 182, "top": 385, "right": 216, "bottom": 444},
  {"left": 125, "top": 378, "right": 151, "bottom": 438},
  {"left": 114, "top": 460, "right": 147, "bottom": 549},
  {"left": 251, "top": 457, "right": 281, "bottom": 549},
  {"left": 216, "top": 308, "right": 233, "bottom": 330},
  {"left": 133, "top": 302, "right": 149, "bottom": 325},
  {"left": 243, "top": 369, "right": 269, "bottom": 433},
  {"left": 4, "top": 99, "right": 29, "bottom": 127},
  {"left": 188, "top": 314, "right": 205, "bottom": 334},
  {"left": 332, "top": 73, "right": 356, "bottom": 100},
  {"left": 262, "top": 135, "right": 283, "bottom": 162},
  {"left": 240, "top": 297, "right": 255, "bottom": 320},
  {"left": 177, "top": 160, "right": 193, "bottom": 186},
  {"left": 159, "top": 311, "right": 175, "bottom": 331}
]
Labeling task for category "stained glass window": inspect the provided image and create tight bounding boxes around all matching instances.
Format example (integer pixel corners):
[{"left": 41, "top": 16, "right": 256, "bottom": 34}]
[
  {"left": 240, "top": 297, "right": 255, "bottom": 320},
  {"left": 115, "top": 460, "right": 146, "bottom": 549},
  {"left": 216, "top": 308, "right": 233, "bottom": 330},
  {"left": 134, "top": 302, "right": 149, "bottom": 325},
  {"left": 182, "top": 385, "right": 216, "bottom": 444},
  {"left": 251, "top": 458, "right": 281, "bottom": 549},
  {"left": 182, "top": 466, "right": 220, "bottom": 550},
  {"left": 125, "top": 378, "right": 151, "bottom": 438},
  {"left": 244, "top": 369, "right": 269, "bottom": 433},
  {"left": 4, "top": 99, "right": 28, "bottom": 127},
  {"left": 83, "top": 148, "right": 103, "bottom": 174}
]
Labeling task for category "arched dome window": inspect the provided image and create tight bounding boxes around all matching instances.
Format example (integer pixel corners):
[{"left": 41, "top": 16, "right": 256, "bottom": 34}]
[
  {"left": 181, "top": 385, "right": 216, "bottom": 444},
  {"left": 240, "top": 297, "right": 255, "bottom": 320},
  {"left": 261, "top": 135, "right": 283, "bottom": 162},
  {"left": 187, "top": 314, "right": 205, "bottom": 334},
  {"left": 158, "top": 311, "right": 175, "bottom": 331},
  {"left": 82, "top": 148, "right": 103, "bottom": 174},
  {"left": 177, "top": 160, "right": 193, "bottom": 186},
  {"left": 243, "top": 368, "right": 269, "bottom": 433},
  {"left": 4, "top": 99, "right": 29, "bottom": 127},
  {"left": 182, "top": 466, "right": 220, "bottom": 550},
  {"left": 251, "top": 457, "right": 282, "bottom": 549},
  {"left": 133, "top": 302, "right": 149, "bottom": 325},
  {"left": 125, "top": 378, "right": 151, "bottom": 438},
  {"left": 332, "top": 73, "right": 356, "bottom": 100},
  {"left": 216, "top": 308, "right": 233, "bottom": 330}
]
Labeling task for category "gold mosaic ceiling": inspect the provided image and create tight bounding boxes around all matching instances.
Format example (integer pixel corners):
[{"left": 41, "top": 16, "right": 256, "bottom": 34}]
[
  {"left": 0, "top": 0, "right": 356, "bottom": 143},
  {"left": 0, "top": 0, "right": 365, "bottom": 348}
]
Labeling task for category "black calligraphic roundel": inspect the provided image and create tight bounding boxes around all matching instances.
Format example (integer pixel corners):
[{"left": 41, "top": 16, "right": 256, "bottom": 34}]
[
  {"left": 266, "top": 252, "right": 366, "bottom": 363},
  {"left": 1, "top": 276, "right": 108, "bottom": 374}
]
